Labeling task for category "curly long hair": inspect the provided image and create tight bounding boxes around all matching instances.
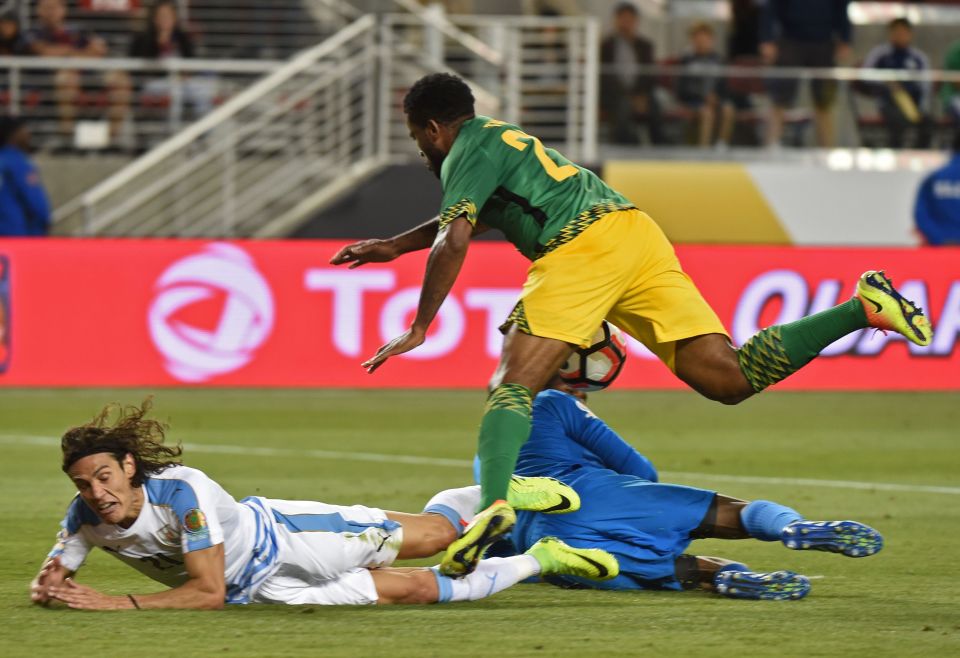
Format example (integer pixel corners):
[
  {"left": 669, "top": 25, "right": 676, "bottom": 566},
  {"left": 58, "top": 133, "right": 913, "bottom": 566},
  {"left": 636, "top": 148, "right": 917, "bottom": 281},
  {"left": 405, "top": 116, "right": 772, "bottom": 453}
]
[{"left": 61, "top": 398, "right": 182, "bottom": 486}]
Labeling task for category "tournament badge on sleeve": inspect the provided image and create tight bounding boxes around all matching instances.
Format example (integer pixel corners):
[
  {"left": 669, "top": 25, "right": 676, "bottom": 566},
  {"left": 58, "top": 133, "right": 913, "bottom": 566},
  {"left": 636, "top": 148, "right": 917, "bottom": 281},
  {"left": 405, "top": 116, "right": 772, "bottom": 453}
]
[{"left": 0, "top": 254, "right": 10, "bottom": 374}]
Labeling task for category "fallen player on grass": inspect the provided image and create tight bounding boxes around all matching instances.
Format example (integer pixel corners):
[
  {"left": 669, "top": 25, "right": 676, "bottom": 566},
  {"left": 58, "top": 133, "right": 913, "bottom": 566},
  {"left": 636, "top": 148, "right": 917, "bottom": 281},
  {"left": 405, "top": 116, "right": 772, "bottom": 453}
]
[
  {"left": 436, "top": 378, "right": 883, "bottom": 601},
  {"left": 30, "top": 400, "right": 615, "bottom": 610}
]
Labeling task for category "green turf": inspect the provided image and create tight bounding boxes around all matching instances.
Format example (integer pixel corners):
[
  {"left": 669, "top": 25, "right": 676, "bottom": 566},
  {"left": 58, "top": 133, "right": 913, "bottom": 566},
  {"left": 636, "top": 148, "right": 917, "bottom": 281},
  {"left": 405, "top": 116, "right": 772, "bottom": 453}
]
[{"left": 1, "top": 389, "right": 958, "bottom": 657}]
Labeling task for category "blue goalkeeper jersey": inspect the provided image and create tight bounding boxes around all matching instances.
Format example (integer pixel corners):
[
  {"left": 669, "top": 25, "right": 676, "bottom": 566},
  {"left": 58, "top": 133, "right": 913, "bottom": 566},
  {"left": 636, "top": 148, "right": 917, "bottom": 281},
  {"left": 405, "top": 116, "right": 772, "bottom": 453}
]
[{"left": 511, "top": 390, "right": 714, "bottom": 591}]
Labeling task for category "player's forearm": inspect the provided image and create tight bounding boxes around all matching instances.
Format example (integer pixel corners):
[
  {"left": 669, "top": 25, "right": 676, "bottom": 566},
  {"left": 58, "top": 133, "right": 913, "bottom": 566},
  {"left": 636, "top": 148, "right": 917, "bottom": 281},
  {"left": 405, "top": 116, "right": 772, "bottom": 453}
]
[
  {"left": 411, "top": 218, "right": 472, "bottom": 332},
  {"left": 127, "top": 578, "right": 225, "bottom": 610},
  {"left": 390, "top": 217, "right": 441, "bottom": 255}
]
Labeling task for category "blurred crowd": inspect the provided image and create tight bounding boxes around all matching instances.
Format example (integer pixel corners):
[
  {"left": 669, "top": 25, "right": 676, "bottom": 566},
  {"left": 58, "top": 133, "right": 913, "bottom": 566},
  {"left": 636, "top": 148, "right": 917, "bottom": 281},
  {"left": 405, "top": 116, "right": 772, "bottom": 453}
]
[
  {"left": 1, "top": 0, "right": 958, "bottom": 153},
  {"left": 1, "top": 0, "right": 207, "bottom": 151},
  {"left": 598, "top": 0, "right": 960, "bottom": 150}
]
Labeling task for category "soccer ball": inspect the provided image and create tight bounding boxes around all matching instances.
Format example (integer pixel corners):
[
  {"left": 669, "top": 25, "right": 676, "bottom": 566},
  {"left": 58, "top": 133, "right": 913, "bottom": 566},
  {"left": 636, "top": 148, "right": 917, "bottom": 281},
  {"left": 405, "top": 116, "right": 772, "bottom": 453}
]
[{"left": 559, "top": 321, "right": 628, "bottom": 391}]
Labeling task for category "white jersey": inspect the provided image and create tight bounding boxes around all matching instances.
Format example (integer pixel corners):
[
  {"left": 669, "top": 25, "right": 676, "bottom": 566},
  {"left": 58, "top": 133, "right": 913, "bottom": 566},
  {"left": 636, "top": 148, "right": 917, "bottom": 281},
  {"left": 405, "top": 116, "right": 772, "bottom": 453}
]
[
  {"left": 49, "top": 465, "right": 278, "bottom": 603},
  {"left": 48, "top": 465, "right": 403, "bottom": 605}
]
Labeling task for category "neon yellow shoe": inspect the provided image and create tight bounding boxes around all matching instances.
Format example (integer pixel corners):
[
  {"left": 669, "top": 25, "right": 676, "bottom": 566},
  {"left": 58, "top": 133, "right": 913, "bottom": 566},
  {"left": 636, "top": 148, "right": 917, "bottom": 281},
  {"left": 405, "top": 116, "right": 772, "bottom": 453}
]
[
  {"left": 507, "top": 475, "right": 580, "bottom": 514},
  {"left": 855, "top": 270, "right": 932, "bottom": 347},
  {"left": 526, "top": 536, "right": 619, "bottom": 581},
  {"left": 439, "top": 500, "right": 516, "bottom": 577}
]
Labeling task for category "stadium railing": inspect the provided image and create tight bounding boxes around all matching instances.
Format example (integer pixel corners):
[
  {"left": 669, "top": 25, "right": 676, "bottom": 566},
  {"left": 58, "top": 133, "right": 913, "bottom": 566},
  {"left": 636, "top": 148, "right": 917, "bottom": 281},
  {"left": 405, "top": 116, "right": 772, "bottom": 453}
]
[
  {"left": 598, "top": 62, "right": 960, "bottom": 150},
  {"left": 49, "top": 11, "right": 603, "bottom": 237},
  {"left": 53, "top": 15, "right": 382, "bottom": 237},
  {"left": 0, "top": 55, "right": 283, "bottom": 151}
]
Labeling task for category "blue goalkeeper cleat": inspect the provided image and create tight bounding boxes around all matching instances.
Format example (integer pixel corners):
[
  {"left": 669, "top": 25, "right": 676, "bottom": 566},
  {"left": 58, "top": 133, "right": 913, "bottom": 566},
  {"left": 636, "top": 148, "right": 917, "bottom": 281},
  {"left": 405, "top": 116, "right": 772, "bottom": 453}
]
[
  {"left": 781, "top": 520, "right": 883, "bottom": 558},
  {"left": 714, "top": 569, "right": 811, "bottom": 601}
]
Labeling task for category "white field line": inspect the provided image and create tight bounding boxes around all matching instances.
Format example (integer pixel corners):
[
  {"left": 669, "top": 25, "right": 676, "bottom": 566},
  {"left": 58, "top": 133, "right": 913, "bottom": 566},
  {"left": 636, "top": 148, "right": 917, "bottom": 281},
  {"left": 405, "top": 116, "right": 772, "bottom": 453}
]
[{"left": 4, "top": 434, "right": 959, "bottom": 496}]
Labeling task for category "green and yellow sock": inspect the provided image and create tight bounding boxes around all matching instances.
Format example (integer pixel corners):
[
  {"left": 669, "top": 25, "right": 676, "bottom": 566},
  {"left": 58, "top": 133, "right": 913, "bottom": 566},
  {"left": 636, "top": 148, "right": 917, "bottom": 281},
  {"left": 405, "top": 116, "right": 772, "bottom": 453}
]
[
  {"left": 477, "top": 383, "right": 533, "bottom": 510},
  {"left": 737, "top": 298, "right": 868, "bottom": 392}
]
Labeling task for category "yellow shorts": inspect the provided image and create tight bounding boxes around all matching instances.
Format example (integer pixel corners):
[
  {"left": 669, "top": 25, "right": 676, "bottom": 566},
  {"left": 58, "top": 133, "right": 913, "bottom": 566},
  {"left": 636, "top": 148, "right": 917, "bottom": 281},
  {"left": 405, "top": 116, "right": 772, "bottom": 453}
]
[{"left": 504, "top": 209, "right": 729, "bottom": 372}]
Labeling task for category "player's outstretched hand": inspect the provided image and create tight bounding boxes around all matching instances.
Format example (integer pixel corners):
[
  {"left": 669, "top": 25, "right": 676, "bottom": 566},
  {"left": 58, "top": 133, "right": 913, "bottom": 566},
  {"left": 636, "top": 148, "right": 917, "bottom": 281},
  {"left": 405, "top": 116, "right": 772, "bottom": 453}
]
[
  {"left": 49, "top": 578, "right": 128, "bottom": 610},
  {"left": 362, "top": 327, "right": 426, "bottom": 373},
  {"left": 330, "top": 239, "right": 399, "bottom": 269},
  {"left": 30, "top": 556, "right": 66, "bottom": 606}
]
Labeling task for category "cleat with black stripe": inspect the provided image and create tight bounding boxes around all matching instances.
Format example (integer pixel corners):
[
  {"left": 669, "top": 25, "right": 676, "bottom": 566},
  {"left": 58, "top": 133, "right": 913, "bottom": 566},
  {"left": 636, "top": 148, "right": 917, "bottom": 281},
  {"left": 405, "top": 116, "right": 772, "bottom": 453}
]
[
  {"left": 507, "top": 475, "right": 580, "bottom": 514},
  {"left": 439, "top": 500, "right": 515, "bottom": 577},
  {"left": 856, "top": 270, "right": 932, "bottom": 346},
  {"left": 525, "top": 536, "right": 619, "bottom": 581}
]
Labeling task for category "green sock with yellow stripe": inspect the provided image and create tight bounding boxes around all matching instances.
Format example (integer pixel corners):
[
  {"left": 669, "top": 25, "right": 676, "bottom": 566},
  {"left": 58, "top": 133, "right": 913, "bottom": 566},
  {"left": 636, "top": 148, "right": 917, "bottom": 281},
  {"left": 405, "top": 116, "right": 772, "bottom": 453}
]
[
  {"left": 737, "top": 298, "right": 868, "bottom": 392},
  {"left": 477, "top": 383, "right": 533, "bottom": 510}
]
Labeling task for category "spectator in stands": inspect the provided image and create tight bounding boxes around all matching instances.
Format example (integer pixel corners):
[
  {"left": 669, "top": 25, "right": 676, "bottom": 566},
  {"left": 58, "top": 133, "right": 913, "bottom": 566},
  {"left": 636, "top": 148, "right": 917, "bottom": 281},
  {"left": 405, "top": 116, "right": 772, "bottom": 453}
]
[
  {"left": 940, "top": 39, "right": 960, "bottom": 125},
  {"left": 914, "top": 131, "right": 960, "bottom": 245},
  {"left": 0, "top": 116, "right": 52, "bottom": 237},
  {"left": 862, "top": 18, "right": 932, "bottom": 150},
  {"left": 727, "top": 0, "right": 761, "bottom": 60},
  {"left": 129, "top": 0, "right": 215, "bottom": 126},
  {"left": 676, "top": 22, "right": 735, "bottom": 148},
  {"left": 0, "top": 11, "right": 26, "bottom": 55},
  {"left": 600, "top": 2, "right": 666, "bottom": 145},
  {"left": 24, "top": 0, "right": 131, "bottom": 145},
  {"left": 760, "top": 0, "right": 852, "bottom": 148}
]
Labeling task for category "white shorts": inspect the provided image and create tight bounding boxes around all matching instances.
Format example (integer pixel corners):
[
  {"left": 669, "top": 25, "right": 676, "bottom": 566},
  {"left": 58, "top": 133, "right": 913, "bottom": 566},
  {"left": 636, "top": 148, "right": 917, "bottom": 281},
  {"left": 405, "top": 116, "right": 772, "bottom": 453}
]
[{"left": 250, "top": 498, "right": 404, "bottom": 606}]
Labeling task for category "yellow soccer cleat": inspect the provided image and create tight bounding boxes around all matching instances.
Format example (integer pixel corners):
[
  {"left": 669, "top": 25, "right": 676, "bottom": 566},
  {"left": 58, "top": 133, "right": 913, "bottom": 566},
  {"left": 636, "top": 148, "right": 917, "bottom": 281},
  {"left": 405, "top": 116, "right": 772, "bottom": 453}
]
[
  {"left": 855, "top": 270, "right": 932, "bottom": 347},
  {"left": 525, "top": 536, "right": 619, "bottom": 581},
  {"left": 507, "top": 475, "right": 580, "bottom": 514},
  {"left": 439, "top": 500, "right": 516, "bottom": 577}
]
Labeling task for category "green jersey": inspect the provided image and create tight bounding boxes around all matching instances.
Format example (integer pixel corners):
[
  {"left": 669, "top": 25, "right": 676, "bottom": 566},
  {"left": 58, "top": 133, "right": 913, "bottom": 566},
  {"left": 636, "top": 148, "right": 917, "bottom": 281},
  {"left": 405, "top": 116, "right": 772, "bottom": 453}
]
[{"left": 438, "top": 116, "right": 633, "bottom": 260}]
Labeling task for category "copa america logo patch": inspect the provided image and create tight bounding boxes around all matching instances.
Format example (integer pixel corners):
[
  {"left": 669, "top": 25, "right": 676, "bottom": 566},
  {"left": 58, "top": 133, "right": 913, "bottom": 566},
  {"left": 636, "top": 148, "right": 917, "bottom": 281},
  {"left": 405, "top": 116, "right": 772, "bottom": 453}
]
[
  {"left": 148, "top": 243, "right": 274, "bottom": 382},
  {"left": 182, "top": 508, "right": 208, "bottom": 533}
]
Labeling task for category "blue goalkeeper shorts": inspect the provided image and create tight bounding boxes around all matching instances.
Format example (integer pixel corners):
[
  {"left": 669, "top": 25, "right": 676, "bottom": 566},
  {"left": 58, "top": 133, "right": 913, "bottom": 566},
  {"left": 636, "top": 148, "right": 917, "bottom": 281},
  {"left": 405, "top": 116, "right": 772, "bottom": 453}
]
[{"left": 512, "top": 467, "right": 716, "bottom": 591}]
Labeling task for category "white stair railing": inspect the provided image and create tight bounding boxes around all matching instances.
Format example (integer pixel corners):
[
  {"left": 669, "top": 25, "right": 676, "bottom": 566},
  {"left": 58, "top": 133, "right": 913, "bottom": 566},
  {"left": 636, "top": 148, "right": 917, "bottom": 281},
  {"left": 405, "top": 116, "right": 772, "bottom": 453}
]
[
  {"left": 55, "top": 15, "right": 381, "bottom": 237},
  {"left": 381, "top": 13, "right": 600, "bottom": 163},
  {"left": 52, "top": 11, "right": 601, "bottom": 237}
]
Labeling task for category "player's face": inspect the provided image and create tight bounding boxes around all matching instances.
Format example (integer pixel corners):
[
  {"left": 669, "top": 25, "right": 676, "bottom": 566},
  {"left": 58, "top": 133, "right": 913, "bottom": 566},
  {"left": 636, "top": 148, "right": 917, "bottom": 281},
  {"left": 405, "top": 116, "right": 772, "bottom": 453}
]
[
  {"left": 68, "top": 453, "right": 141, "bottom": 527},
  {"left": 407, "top": 117, "right": 448, "bottom": 179}
]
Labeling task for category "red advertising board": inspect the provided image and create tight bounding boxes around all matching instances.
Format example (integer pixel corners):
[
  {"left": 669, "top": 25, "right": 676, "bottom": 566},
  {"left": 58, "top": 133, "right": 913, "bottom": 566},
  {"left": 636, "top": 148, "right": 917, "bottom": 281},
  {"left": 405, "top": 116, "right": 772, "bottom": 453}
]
[{"left": 0, "top": 239, "right": 956, "bottom": 389}]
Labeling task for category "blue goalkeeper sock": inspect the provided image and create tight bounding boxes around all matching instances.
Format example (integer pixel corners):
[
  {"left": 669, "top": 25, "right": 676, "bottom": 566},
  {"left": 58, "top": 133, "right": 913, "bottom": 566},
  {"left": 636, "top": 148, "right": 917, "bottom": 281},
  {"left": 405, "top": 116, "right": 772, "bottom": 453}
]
[{"left": 741, "top": 500, "right": 803, "bottom": 541}]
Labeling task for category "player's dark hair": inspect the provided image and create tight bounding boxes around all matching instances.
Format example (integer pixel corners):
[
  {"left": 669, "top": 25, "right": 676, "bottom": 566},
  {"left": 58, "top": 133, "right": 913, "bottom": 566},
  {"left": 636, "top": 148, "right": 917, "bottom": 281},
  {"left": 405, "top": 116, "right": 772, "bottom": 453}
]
[
  {"left": 889, "top": 17, "right": 911, "bottom": 30},
  {"left": 614, "top": 2, "right": 639, "bottom": 17},
  {"left": 61, "top": 398, "right": 182, "bottom": 487},
  {"left": 402, "top": 73, "right": 475, "bottom": 128}
]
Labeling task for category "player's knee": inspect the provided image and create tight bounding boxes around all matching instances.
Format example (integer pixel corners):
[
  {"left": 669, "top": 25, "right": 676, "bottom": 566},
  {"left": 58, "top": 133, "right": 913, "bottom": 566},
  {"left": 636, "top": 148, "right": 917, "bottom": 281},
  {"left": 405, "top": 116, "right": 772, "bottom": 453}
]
[{"left": 713, "top": 387, "right": 752, "bottom": 406}]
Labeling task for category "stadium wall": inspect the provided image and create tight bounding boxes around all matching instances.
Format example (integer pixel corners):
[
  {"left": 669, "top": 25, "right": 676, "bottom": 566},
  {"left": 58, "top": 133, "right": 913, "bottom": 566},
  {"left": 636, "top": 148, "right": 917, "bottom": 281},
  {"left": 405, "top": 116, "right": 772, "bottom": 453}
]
[
  {"left": 0, "top": 239, "right": 957, "bottom": 390},
  {"left": 295, "top": 161, "right": 942, "bottom": 246}
]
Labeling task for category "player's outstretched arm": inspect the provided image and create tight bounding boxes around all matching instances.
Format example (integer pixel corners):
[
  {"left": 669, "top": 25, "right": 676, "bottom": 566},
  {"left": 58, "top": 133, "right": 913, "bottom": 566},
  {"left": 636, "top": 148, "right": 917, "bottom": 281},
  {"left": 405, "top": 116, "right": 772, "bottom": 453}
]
[
  {"left": 362, "top": 215, "right": 474, "bottom": 373},
  {"left": 30, "top": 556, "right": 73, "bottom": 606},
  {"left": 49, "top": 544, "right": 226, "bottom": 610},
  {"left": 330, "top": 216, "right": 491, "bottom": 269},
  {"left": 329, "top": 216, "right": 442, "bottom": 268}
]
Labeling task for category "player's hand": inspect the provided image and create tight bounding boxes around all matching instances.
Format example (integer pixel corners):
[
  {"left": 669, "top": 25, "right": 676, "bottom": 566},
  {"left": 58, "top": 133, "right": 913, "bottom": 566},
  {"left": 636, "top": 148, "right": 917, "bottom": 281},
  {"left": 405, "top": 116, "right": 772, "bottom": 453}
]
[
  {"left": 30, "top": 557, "right": 65, "bottom": 605},
  {"left": 362, "top": 327, "right": 426, "bottom": 374},
  {"left": 329, "top": 239, "right": 399, "bottom": 269},
  {"left": 48, "top": 578, "right": 128, "bottom": 610}
]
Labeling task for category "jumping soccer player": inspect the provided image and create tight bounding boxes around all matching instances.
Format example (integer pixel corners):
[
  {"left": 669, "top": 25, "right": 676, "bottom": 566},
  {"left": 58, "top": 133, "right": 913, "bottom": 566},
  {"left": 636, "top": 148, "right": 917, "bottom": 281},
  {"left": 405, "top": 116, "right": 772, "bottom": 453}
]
[
  {"left": 31, "top": 401, "right": 617, "bottom": 610},
  {"left": 329, "top": 73, "right": 931, "bottom": 529},
  {"left": 439, "top": 380, "right": 883, "bottom": 600}
]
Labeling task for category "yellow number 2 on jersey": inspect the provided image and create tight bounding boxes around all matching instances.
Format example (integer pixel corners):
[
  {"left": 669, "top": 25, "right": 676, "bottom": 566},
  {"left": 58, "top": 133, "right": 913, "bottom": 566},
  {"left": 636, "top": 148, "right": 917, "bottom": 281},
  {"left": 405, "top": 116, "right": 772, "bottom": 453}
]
[{"left": 485, "top": 120, "right": 579, "bottom": 182}]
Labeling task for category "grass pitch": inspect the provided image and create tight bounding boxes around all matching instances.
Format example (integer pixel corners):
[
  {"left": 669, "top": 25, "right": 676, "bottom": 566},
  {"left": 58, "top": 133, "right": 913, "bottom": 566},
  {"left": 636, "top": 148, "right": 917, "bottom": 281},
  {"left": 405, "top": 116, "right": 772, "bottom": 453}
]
[{"left": 1, "top": 388, "right": 958, "bottom": 657}]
